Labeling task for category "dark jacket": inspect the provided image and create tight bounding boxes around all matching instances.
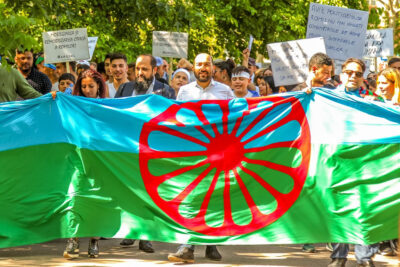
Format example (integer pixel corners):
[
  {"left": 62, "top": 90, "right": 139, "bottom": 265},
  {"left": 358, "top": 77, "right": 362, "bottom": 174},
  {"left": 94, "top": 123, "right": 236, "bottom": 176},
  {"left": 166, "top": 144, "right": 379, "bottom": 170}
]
[{"left": 115, "top": 79, "right": 175, "bottom": 99}]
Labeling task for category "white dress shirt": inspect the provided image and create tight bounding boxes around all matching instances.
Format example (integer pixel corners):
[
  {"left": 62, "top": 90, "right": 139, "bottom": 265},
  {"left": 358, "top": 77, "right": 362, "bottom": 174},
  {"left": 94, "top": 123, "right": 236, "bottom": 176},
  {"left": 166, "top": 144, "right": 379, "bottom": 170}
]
[{"left": 177, "top": 79, "right": 234, "bottom": 101}]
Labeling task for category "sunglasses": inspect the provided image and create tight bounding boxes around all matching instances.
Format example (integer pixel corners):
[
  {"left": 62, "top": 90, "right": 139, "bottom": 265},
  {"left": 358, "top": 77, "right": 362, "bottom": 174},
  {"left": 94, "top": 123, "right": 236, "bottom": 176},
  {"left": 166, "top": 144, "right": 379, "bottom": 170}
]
[{"left": 343, "top": 70, "right": 363, "bottom": 78}]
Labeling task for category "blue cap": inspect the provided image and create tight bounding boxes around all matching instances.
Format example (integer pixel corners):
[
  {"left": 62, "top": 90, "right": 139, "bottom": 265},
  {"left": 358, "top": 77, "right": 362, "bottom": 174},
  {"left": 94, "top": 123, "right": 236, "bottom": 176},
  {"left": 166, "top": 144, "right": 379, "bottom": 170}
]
[
  {"left": 44, "top": 63, "right": 56, "bottom": 70},
  {"left": 155, "top": 57, "right": 163, "bottom": 67}
]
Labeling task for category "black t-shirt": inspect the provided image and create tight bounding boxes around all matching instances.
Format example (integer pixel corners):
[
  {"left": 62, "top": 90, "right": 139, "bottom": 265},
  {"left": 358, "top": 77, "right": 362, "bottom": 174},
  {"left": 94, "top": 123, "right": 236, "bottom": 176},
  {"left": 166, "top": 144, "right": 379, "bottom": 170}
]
[{"left": 26, "top": 68, "right": 52, "bottom": 94}]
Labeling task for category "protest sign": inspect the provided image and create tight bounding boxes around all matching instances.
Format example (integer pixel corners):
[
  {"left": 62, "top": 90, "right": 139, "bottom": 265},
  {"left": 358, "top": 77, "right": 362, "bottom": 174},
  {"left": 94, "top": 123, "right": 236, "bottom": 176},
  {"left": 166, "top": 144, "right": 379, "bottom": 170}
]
[
  {"left": 88, "top": 37, "right": 98, "bottom": 60},
  {"left": 267, "top": 37, "right": 326, "bottom": 86},
  {"left": 363, "top": 28, "right": 393, "bottom": 58},
  {"left": 152, "top": 31, "right": 188, "bottom": 59},
  {"left": 42, "top": 28, "right": 90, "bottom": 64},
  {"left": 306, "top": 3, "right": 369, "bottom": 61},
  {"left": 248, "top": 35, "right": 254, "bottom": 52}
]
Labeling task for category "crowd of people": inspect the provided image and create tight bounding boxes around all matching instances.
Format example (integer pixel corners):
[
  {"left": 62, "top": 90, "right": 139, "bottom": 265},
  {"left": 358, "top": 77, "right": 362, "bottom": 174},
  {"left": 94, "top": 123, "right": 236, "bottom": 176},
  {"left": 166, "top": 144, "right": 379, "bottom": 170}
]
[{"left": 0, "top": 46, "right": 399, "bottom": 267}]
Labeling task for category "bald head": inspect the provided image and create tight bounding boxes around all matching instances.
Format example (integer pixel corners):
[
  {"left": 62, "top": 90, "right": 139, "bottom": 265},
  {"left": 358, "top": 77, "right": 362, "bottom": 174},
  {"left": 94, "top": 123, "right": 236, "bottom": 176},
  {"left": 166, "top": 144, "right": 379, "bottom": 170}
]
[{"left": 194, "top": 53, "right": 213, "bottom": 83}]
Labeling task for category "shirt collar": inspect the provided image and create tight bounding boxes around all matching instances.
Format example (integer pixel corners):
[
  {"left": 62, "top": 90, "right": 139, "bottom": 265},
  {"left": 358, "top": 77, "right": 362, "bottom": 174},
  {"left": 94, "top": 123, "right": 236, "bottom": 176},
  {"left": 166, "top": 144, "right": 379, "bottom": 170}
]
[{"left": 195, "top": 79, "right": 215, "bottom": 90}]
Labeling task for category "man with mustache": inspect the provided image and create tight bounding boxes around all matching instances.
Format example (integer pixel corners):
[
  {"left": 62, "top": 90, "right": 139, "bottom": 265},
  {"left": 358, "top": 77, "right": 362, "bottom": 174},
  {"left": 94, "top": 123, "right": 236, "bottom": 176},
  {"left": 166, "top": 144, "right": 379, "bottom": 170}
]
[
  {"left": 168, "top": 53, "right": 234, "bottom": 264},
  {"left": 15, "top": 49, "right": 52, "bottom": 95},
  {"left": 115, "top": 54, "right": 175, "bottom": 99}
]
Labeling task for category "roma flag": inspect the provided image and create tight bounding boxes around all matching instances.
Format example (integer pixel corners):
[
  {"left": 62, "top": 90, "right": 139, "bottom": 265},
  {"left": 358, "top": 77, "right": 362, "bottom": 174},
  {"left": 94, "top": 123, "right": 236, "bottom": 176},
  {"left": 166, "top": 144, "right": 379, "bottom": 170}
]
[{"left": 0, "top": 89, "right": 399, "bottom": 248}]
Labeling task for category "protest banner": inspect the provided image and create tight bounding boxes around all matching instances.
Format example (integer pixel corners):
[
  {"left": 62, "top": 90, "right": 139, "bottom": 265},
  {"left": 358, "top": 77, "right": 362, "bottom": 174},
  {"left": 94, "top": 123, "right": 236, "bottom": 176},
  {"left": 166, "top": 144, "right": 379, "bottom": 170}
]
[
  {"left": 267, "top": 37, "right": 326, "bottom": 86},
  {"left": 363, "top": 28, "right": 394, "bottom": 58},
  {"left": 306, "top": 3, "right": 369, "bottom": 61},
  {"left": 0, "top": 91, "right": 399, "bottom": 248},
  {"left": 42, "top": 28, "right": 90, "bottom": 64},
  {"left": 152, "top": 31, "right": 188, "bottom": 59},
  {"left": 88, "top": 37, "right": 98, "bottom": 60}
]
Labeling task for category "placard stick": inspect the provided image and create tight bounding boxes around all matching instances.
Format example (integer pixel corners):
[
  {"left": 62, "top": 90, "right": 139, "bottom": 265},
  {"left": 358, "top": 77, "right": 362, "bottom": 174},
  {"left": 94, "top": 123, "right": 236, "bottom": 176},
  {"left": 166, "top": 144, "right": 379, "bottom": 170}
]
[{"left": 66, "top": 62, "right": 70, "bottom": 73}]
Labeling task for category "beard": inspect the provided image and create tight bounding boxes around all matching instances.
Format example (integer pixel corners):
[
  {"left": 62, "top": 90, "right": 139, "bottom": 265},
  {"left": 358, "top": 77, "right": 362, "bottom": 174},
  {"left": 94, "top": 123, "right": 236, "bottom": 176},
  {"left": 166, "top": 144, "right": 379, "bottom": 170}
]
[
  {"left": 136, "top": 75, "right": 153, "bottom": 95},
  {"left": 195, "top": 70, "right": 211, "bottom": 82}
]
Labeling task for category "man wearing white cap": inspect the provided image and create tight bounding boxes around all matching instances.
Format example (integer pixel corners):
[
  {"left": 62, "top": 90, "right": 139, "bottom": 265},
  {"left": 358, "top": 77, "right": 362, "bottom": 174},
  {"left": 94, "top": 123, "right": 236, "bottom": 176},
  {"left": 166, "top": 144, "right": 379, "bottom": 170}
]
[{"left": 170, "top": 68, "right": 190, "bottom": 96}]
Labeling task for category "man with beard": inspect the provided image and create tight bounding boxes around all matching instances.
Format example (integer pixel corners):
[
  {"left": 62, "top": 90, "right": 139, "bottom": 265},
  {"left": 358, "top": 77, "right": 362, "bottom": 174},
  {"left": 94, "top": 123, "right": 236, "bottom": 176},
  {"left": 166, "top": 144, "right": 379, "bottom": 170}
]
[
  {"left": 15, "top": 49, "right": 52, "bottom": 94},
  {"left": 114, "top": 54, "right": 174, "bottom": 253},
  {"left": 167, "top": 53, "right": 234, "bottom": 264},
  {"left": 115, "top": 54, "right": 175, "bottom": 98}
]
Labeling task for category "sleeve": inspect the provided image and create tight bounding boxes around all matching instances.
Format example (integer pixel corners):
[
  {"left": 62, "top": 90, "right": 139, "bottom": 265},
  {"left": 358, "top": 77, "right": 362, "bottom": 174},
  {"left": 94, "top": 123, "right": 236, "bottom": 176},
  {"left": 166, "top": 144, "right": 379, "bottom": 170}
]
[{"left": 14, "top": 69, "right": 42, "bottom": 99}]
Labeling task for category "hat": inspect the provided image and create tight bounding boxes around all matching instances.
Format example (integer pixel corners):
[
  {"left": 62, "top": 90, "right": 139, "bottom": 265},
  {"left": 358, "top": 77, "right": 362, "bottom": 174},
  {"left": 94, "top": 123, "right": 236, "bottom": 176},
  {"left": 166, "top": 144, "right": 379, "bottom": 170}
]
[
  {"left": 44, "top": 63, "right": 56, "bottom": 70},
  {"left": 76, "top": 60, "right": 90, "bottom": 66},
  {"left": 172, "top": 68, "right": 190, "bottom": 80},
  {"left": 248, "top": 57, "right": 256, "bottom": 66},
  {"left": 155, "top": 57, "right": 163, "bottom": 67}
]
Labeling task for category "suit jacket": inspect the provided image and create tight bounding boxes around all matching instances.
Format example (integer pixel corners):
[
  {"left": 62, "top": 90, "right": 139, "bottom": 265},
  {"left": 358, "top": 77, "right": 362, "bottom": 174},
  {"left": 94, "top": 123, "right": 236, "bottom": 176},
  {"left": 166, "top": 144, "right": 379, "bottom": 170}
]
[{"left": 114, "top": 79, "right": 175, "bottom": 99}]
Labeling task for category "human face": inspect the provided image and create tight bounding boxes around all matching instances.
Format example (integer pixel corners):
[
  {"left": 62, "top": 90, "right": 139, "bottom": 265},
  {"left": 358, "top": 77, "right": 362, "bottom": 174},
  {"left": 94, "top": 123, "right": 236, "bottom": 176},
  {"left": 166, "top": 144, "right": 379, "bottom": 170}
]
[
  {"left": 127, "top": 67, "right": 135, "bottom": 81},
  {"left": 110, "top": 59, "right": 128, "bottom": 82},
  {"left": 104, "top": 58, "right": 112, "bottom": 77},
  {"left": 264, "top": 69, "right": 273, "bottom": 77},
  {"left": 231, "top": 76, "right": 250, "bottom": 97},
  {"left": 15, "top": 51, "right": 33, "bottom": 74},
  {"left": 340, "top": 62, "right": 364, "bottom": 90},
  {"left": 376, "top": 75, "right": 395, "bottom": 100},
  {"left": 213, "top": 67, "right": 224, "bottom": 83},
  {"left": 313, "top": 64, "right": 333, "bottom": 86},
  {"left": 171, "top": 72, "right": 189, "bottom": 92},
  {"left": 81, "top": 77, "right": 99, "bottom": 98},
  {"left": 258, "top": 79, "right": 272, "bottom": 96},
  {"left": 194, "top": 54, "right": 213, "bottom": 83},
  {"left": 136, "top": 56, "right": 155, "bottom": 90},
  {"left": 58, "top": 79, "right": 74, "bottom": 93},
  {"left": 389, "top": 61, "right": 400, "bottom": 72},
  {"left": 55, "top": 63, "right": 66, "bottom": 78}
]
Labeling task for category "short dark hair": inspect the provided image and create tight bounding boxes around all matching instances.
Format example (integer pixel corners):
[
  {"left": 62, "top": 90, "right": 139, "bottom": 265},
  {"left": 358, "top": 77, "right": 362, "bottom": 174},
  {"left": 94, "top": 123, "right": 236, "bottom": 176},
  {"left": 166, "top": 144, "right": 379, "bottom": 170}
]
[
  {"left": 214, "top": 58, "right": 236, "bottom": 79},
  {"left": 110, "top": 53, "right": 127, "bottom": 64},
  {"left": 128, "top": 62, "right": 136, "bottom": 69},
  {"left": 308, "top": 53, "right": 333, "bottom": 70},
  {"left": 104, "top": 53, "right": 113, "bottom": 62},
  {"left": 388, "top": 57, "right": 400, "bottom": 67},
  {"left": 59, "top": 73, "right": 76, "bottom": 84},
  {"left": 138, "top": 54, "right": 157, "bottom": 69},
  {"left": 232, "top": 66, "right": 250, "bottom": 76},
  {"left": 341, "top": 58, "right": 366, "bottom": 73},
  {"left": 16, "top": 47, "right": 33, "bottom": 55},
  {"left": 97, "top": 62, "right": 105, "bottom": 74}
]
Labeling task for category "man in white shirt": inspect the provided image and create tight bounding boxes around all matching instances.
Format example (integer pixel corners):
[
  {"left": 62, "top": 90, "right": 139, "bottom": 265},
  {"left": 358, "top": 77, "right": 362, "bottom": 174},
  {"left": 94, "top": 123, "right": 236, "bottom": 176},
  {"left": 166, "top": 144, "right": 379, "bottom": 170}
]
[
  {"left": 168, "top": 53, "right": 233, "bottom": 264},
  {"left": 109, "top": 53, "right": 129, "bottom": 98},
  {"left": 177, "top": 53, "right": 234, "bottom": 101}
]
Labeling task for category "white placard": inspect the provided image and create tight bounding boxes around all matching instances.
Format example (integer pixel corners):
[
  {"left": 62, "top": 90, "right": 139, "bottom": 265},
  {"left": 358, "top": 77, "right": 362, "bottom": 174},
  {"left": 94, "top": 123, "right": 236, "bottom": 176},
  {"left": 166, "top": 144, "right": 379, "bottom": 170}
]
[
  {"left": 248, "top": 35, "right": 254, "bottom": 52},
  {"left": 306, "top": 3, "right": 369, "bottom": 61},
  {"left": 88, "top": 37, "right": 98, "bottom": 60},
  {"left": 267, "top": 37, "right": 326, "bottom": 86},
  {"left": 363, "top": 28, "right": 393, "bottom": 57},
  {"left": 152, "top": 31, "right": 188, "bottom": 59},
  {"left": 43, "top": 28, "right": 90, "bottom": 63}
]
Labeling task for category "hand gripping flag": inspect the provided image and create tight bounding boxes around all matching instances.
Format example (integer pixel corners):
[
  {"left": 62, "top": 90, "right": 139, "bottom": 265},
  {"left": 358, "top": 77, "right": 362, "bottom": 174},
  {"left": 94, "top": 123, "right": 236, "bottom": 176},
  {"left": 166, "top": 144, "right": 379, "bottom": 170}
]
[{"left": 0, "top": 89, "right": 398, "bottom": 248}]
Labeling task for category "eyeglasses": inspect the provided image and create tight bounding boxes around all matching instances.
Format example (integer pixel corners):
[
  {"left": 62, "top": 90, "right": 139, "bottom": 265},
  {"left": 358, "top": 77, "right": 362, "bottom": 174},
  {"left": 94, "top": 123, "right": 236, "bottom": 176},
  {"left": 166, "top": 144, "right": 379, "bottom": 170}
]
[{"left": 343, "top": 70, "right": 363, "bottom": 78}]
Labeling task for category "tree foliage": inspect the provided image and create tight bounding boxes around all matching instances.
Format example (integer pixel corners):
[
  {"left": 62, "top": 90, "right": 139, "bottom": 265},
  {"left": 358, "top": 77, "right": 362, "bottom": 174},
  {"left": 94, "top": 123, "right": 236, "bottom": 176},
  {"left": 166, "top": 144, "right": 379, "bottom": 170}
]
[{"left": 1, "top": 0, "right": 371, "bottom": 63}]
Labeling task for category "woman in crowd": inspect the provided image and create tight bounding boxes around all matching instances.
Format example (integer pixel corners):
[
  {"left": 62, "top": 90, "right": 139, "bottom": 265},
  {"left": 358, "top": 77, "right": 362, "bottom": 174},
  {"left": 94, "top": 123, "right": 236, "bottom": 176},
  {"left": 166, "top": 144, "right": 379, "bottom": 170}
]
[
  {"left": 376, "top": 67, "right": 400, "bottom": 105},
  {"left": 258, "top": 76, "right": 273, "bottom": 96},
  {"left": 170, "top": 68, "right": 190, "bottom": 96},
  {"left": 63, "top": 69, "right": 107, "bottom": 259},
  {"left": 213, "top": 58, "right": 235, "bottom": 87}
]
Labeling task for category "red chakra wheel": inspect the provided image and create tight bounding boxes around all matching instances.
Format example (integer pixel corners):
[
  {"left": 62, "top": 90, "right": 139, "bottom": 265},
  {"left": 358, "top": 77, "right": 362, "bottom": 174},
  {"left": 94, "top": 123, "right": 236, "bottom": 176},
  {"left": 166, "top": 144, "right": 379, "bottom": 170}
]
[{"left": 139, "top": 96, "right": 311, "bottom": 236}]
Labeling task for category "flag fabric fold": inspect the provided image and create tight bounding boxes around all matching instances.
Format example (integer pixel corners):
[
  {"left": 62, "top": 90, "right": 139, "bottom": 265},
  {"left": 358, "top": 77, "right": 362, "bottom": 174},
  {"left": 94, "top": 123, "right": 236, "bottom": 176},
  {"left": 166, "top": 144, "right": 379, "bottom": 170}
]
[{"left": 0, "top": 89, "right": 398, "bottom": 248}]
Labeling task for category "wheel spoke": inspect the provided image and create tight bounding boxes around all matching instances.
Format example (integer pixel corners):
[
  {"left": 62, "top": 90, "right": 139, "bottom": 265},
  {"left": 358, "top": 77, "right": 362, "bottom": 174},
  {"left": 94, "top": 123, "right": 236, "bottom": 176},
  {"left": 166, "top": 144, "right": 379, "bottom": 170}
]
[
  {"left": 242, "top": 157, "right": 296, "bottom": 182},
  {"left": 172, "top": 165, "right": 214, "bottom": 203},
  {"left": 223, "top": 171, "right": 234, "bottom": 226},
  {"left": 239, "top": 164, "right": 284, "bottom": 202},
  {"left": 157, "top": 160, "right": 209, "bottom": 184},
  {"left": 152, "top": 124, "right": 208, "bottom": 147},
  {"left": 196, "top": 170, "right": 221, "bottom": 218},
  {"left": 244, "top": 140, "right": 298, "bottom": 153}
]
